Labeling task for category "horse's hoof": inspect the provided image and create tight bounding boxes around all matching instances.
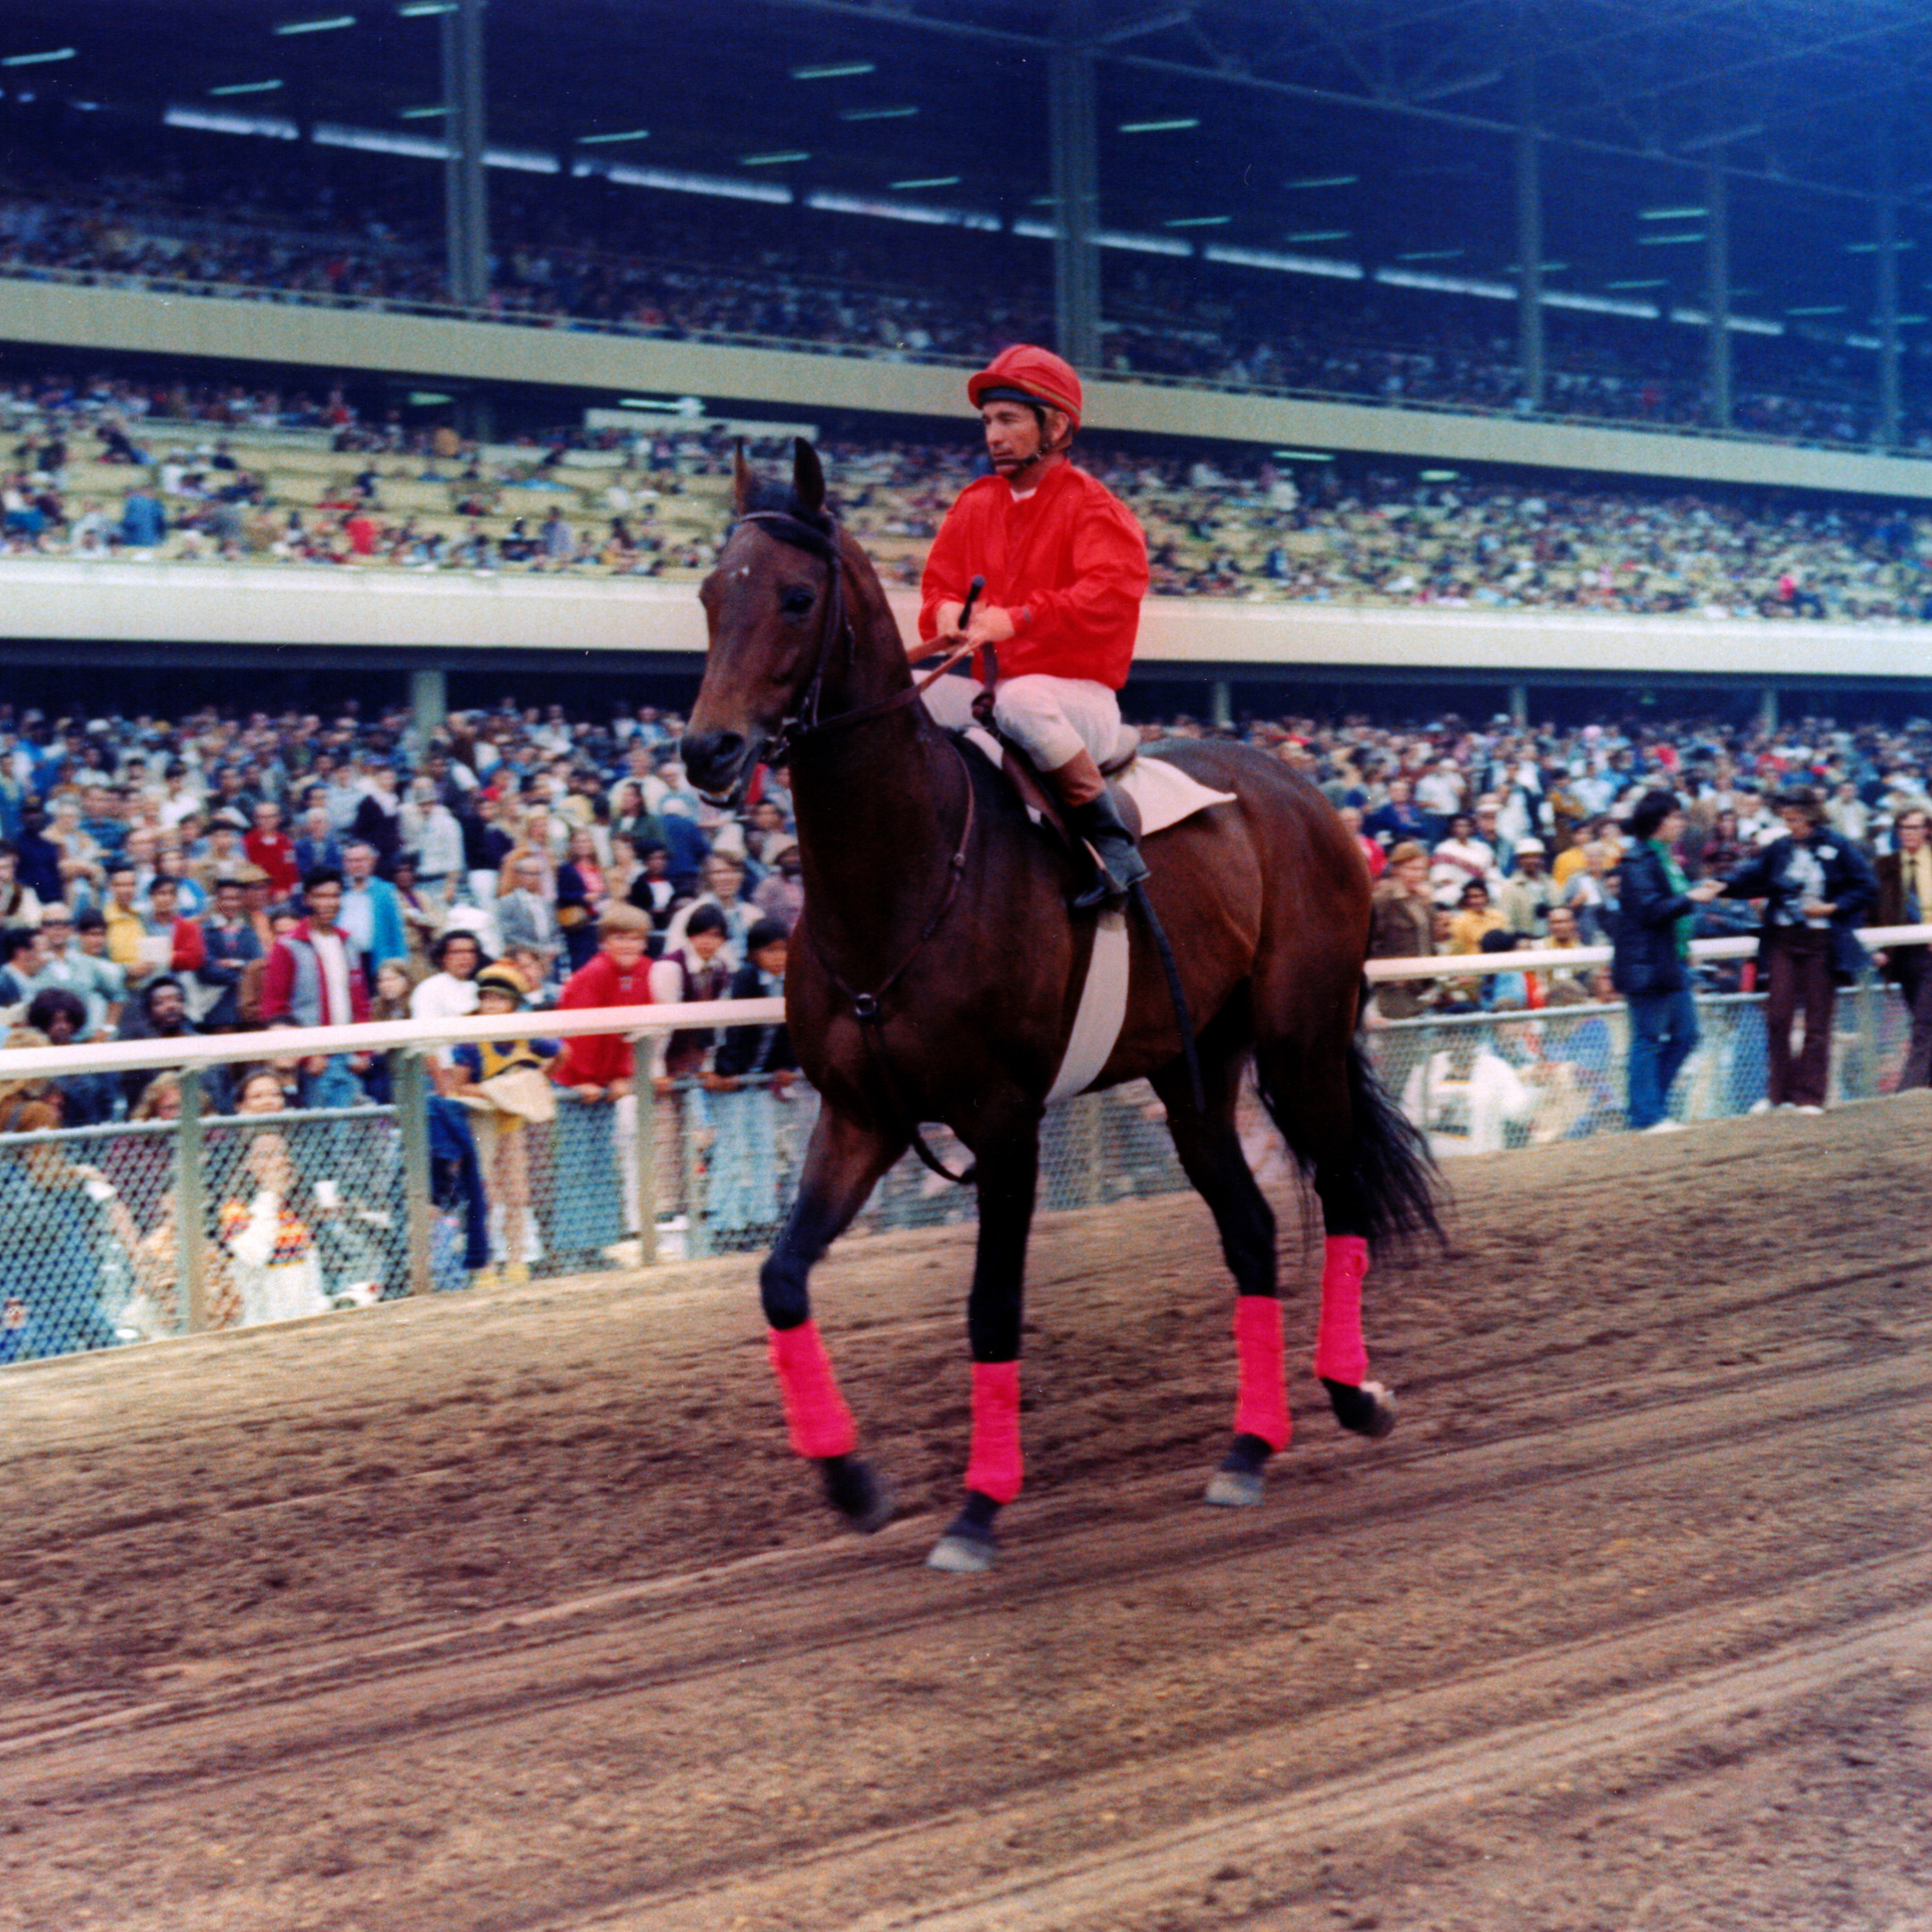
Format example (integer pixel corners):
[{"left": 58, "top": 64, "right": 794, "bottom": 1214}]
[
  {"left": 1324, "top": 1377, "right": 1397, "bottom": 1439},
  {"left": 1204, "top": 1466, "right": 1266, "bottom": 1507},
  {"left": 926, "top": 1512, "right": 997, "bottom": 1574},
  {"left": 927, "top": 1531, "right": 997, "bottom": 1574},
  {"left": 820, "top": 1453, "right": 894, "bottom": 1533}
]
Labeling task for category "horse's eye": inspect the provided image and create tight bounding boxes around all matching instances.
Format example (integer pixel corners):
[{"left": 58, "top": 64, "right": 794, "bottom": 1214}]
[{"left": 780, "top": 588, "right": 815, "bottom": 616}]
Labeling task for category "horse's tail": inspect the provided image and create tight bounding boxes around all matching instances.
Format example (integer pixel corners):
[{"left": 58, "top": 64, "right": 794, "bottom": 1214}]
[{"left": 1253, "top": 1012, "right": 1444, "bottom": 1252}]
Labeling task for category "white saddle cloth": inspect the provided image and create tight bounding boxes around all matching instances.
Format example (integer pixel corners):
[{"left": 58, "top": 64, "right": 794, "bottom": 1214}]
[{"left": 958, "top": 729, "right": 1235, "bottom": 1102}]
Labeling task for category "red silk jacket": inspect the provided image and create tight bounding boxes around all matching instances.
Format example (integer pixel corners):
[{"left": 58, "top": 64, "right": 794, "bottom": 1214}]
[{"left": 918, "top": 459, "right": 1148, "bottom": 691}]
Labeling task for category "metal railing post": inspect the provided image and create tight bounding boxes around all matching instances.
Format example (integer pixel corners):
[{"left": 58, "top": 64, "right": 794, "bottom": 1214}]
[
  {"left": 683, "top": 1080, "right": 710, "bottom": 1260},
  {"left": 394, "top": 1051, "right": 436, "bottom": 1297},
  {"left": 175, "top": 1069, "right": 208, "bottom": 1335},
  {"left": 629, "top": 1036, "right": 657, "bottom": 1267}
]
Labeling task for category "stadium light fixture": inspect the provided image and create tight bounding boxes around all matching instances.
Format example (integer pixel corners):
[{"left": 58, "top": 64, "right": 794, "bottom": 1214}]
[
  {"left": 397, "top": 2, "right": 458, "bottom": 13},
  {"left": 1606, "top": 278, "right": 1668, "bottom": 289},
  {"left": 1846, "top": 239, "right": 1915, "bottom": 253},
  {"left": 400, "top": 104, "right": 446, "bottom": 117},
  {"left": 741, "top": 151, "right": 810, "bottom": 166},
  {"left": 578, "top": 129, "right": 649, "bottom": 144},
  {"left": 792, "top": 62, "right": 875, "bottom": 80},
  {"left": 1286, "top": 229, "right": 1351, "bottom": 242},
  {"left": 1119, "top": 117, "right": 1199, "bottom": 133},
  {"left": 1271, "top": 449, "right": 1335, "bottom": 461},
  {"left": 1639, "top": 206, "right": 1707, "bottom": 221},
  {"left": 1637, "top": 232, "right": 1704, "bottom": 245},
  {"left": 890, "top": 175, "right": 960, "bottom": 189},
  {"left": 1, "top": 47, "right": 75, "bottom": 66},
  {"left": 409, "top": 391, "right": 453, "bottom": 404},
  {"left": 1285, "top": 174, "right": 1357, "bottom": 189},
  {"left": 1395, "top": 249, "right": 1464, "bottom": 262},
  {"left": 275, "top": 15, "right": 358, "bottom": 35},
  {"left": 1785, "top": 304, "right": 1847, "bottom": 316},
  {"left": 841, "top": 105, "right": 918, "bottom": 122},
  {"left": 209, "top": 80, "right": 285, "bottom": 96},
  {"left": 1419, "top": 470, "right": 1459, "bottom": 480},
  {"left": 1164, "top": 215, "right": 1230, "bottom": 227}
]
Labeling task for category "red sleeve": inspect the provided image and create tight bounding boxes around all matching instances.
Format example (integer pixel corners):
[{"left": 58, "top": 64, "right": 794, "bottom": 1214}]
[
  {"left": 349, "top": 963, "right": 370, "bottom": 1025},
  {"left": 172, "top": 919, "right": 206, "bottom": 973},
  {"left": 260, "top": 939, "right": 293, "bottom": 1023},
  {"left": 917, "top": 488, "right": 985, "bottom": 642},
  {"left": 1018, "top": 486, "right": 1148, "bottom": 685}
]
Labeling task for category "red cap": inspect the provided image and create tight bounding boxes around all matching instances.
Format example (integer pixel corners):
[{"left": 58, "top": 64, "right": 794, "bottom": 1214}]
[{"left": 967, "top": 344, "right": 1083, "bottom": 430}]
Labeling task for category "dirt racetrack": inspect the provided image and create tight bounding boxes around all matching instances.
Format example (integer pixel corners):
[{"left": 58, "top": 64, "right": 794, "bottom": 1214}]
[{"left": 3, "top": 1093, "right": 1930, "bottom": 1932}]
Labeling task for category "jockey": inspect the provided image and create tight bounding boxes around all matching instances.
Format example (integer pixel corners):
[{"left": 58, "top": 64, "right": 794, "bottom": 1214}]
[{"left": 916, "top": 343, "right": 1152, "bottom": 906}]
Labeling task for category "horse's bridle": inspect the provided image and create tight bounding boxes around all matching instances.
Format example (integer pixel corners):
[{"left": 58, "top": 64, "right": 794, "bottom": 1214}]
[{"left": 728, "top": 505, "right": 980, "bottom": 1185}]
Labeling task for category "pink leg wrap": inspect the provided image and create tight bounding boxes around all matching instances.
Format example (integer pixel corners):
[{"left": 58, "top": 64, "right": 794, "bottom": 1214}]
[
  {"left": 963, "top": 1360, "right": 1024, "bottom": 1504},
  {"left": 767, "top": 1320, "right": 859, "bottom": 1461},
  {"left": 1313, "top": 1233, "right": 1370, "bottom": 1385},
  {"left": 1233, "top": 1296, "right": 1291, "bottom": 1451}
]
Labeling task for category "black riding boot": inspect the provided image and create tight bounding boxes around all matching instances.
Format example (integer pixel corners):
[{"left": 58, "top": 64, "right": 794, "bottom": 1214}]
[{"left": 1047, "top": 749, "right": 1148, "bottom": 909}]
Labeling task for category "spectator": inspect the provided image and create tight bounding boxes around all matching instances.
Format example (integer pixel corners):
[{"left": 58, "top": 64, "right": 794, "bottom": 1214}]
[
  {"left": 548, "top": 903, "right": 654, "bottom": 1266},
  {"left": 1368, "top": 840, "right": 1435, "bottom": 1020},
  {"left": 708, "top": 918, "right": 797, "bottom": 1243},
  {"left": 245, "top": 800, "right": 300, "bottom": 897},
  {"left": 1717, "top": 785, "right": 1877, "bottom": 1114},
  {"left": 1610, "top": 791, "right": 1724, "bottom": 1133},
  {"left": 338, "top": 840, "right": 407, "bottom": 980},
  {"left": 449, "top": 962, "right": 559, "bottom": 1286},
  {"left": 1873, "top": 803, "right": 1932, "bottom": 1090},
  {"left": 195, "top": 876, "right": 263, "bottom": 1030},
  {"left": 23, "top": 987, "right": 115, "bottom": 1127},
  {"left": 259, "top": 866, "right": 371, "bottom": 1108}
]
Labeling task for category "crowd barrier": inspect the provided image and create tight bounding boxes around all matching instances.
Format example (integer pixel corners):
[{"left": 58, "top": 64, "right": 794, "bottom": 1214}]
[{"left": 1, "top": 924, "right": 1927, "bottom": 1367}]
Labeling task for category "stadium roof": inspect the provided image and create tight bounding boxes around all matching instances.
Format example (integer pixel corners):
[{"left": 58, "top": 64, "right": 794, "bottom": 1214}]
[{"left": 9, "top": 1, "right": 1932, "bottom": 333}]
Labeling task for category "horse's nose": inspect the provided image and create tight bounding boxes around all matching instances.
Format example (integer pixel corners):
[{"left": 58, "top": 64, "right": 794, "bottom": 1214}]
[{"left": 681, "top": 728, "right": 746, "bottom": 794}]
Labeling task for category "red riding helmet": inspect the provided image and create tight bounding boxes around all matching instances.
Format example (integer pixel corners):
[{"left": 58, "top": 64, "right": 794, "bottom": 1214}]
[{"left": 967, "top": 344, "right": 1083, "bottom": 430}]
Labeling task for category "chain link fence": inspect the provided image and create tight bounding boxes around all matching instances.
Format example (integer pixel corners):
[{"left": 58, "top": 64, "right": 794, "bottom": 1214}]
[{"left": 0, "top": 965, "right": 1924, "bottom": 1366}]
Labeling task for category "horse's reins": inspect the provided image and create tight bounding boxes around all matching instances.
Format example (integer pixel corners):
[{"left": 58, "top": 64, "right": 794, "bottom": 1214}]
[{"left": 734, "top": 509, "right": 981, "bottom": 1183}]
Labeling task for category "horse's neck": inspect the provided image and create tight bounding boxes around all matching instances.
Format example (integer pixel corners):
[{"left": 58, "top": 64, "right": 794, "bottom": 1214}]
[{"left": 792, "top": 556, "right": 964, "bottom": 963}]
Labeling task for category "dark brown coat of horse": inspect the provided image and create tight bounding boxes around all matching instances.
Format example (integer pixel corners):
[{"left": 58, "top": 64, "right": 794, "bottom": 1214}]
[{"left": 683, "top": 443, "right": 1438, "bottom": 1572}]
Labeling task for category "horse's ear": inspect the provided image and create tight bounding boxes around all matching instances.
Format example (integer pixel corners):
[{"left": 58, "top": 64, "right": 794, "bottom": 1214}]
[
  {"left": 792, "top": 437, "right": 826, "bottom": 515},
  {"left": 732, "top": 440, "right": 755, "bottom": 516}
]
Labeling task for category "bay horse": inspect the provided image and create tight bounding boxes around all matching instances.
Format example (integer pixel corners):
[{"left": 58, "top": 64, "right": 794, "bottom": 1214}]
[{"left": 682, "top": 442, "right": 1439, "bottom": 1572}]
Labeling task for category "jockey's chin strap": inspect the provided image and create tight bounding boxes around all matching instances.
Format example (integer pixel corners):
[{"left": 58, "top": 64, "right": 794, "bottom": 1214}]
[{"left": 733, "top": 504, "right": 980, "bottom": 1186}]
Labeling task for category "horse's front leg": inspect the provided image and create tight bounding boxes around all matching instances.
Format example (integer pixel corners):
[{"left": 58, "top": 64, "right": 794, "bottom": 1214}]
[
  {"left": 761, "top": 1104, "right": 908, "bottom": 1532},
  {"left": 928, "top": 1111, "right": 1040, "bottom": 1574}
]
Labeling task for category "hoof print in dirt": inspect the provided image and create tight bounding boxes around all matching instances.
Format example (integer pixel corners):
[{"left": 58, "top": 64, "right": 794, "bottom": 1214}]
[{"left": 1324, "top": 1377, "right": 1397, "bottom": 1439}]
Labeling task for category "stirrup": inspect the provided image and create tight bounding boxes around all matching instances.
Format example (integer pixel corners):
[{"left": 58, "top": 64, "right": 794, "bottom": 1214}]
[{"left": 1072, "top": 840, "right": 1148, "bottom": 911}]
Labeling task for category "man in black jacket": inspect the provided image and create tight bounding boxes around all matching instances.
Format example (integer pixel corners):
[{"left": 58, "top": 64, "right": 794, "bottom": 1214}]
[
  {"left": 1717, "top": 785, "right": 1877, "bottom": 1114},
  {"left": 1612, "top": 791, "right": 1723, "bottom": 1131}
]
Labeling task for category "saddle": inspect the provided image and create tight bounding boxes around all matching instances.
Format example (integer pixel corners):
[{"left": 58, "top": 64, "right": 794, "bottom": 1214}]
[{"left": 966, "top": 713, "right": 1145, "bottom": 852}]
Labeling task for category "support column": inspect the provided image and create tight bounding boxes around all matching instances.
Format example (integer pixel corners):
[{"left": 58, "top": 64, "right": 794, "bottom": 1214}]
[
  {"left": 1514, "top": 70, "right": 1546, "bottom": 411},
  {"left": 1877, "top": 193, "right": 1902, "bottom": 449},
  {"left": 1208, "top": 679, "right": 1233, "bottom": 728},
  {"left": 442, "top": 0, "right": 489, "bottom": 309},
  {"left": 411, "top": 666, "right": 449, "bottom": 741},
  {"left": 1758, "top": 685, "right": 1779, "bottom": 732},
  {"left": 1507, "top": 682, "right": 1529, "bottom": 728},
  {"left": 1048, "top": 2, "right": 1101, "bottom": 372},
  {"left": 1705, "top": 159, "right": 1733, "bottom": 430}
]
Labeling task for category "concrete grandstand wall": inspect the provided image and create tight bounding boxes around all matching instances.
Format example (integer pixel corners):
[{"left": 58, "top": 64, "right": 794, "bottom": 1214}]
[
  {"left": 4, "top": 555, "right": 1932, "bottom": 697},
  {"left": 10, "top": 276, "right": 1932, "bottom": 501}
]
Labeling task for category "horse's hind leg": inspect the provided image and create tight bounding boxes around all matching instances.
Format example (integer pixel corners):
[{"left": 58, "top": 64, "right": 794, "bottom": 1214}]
[
  {"left": 761, "top": 1106, "right": 908, "bottom": 1532},
  {"left": 1149, "top": 1042, "right": 1289, "bottom": 1508},
  {"left": 1256, "top": 1038, "right": 1401, "bottom": 1442}
]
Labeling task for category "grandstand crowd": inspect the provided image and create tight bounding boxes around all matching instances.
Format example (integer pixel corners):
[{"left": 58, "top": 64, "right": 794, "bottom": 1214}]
[
  {"left": 5, "top": 380, "right": 1932, "bottom": 622},
  {"left": 0, "top": 120, "right": 1917, "bottom": 451},
  {"left": 2, "top": 688, "right": 1929, "bottom": 1355}
]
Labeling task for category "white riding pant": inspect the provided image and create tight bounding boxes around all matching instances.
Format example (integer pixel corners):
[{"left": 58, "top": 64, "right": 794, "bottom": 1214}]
[{"left": 920, "top": 671, "right": 1121, "bottom": 773}]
